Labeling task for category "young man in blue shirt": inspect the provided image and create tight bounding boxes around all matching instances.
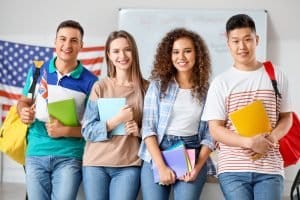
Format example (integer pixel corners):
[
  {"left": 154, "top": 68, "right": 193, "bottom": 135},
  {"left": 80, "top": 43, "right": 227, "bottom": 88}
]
[{"left": 17, "top": 20, "right": 98, "bottom": 200}]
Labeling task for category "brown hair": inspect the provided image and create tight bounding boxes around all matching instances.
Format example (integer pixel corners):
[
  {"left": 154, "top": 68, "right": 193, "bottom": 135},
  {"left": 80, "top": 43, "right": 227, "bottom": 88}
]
[
  {"left": 56, "top": 20, "right": 84, "bottom": 40},
  {"left": 105, "top": 30, "right": 148, "bottom": 126},
  {"left": 151, "top": 28, "right": 211, "bottom": 101}
]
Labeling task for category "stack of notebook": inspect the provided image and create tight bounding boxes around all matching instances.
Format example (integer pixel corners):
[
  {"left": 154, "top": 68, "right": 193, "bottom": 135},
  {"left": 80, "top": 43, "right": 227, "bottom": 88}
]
[{"left": 152, "top": 141, "right": 195, "bottom": 183}]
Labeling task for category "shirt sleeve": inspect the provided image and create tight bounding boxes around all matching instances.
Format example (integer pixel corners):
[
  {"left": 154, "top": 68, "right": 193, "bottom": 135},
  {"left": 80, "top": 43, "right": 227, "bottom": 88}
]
[
  {"left": 81, "top": 99, "right": 111, "bottom": 142},
  {"left": 141, "top": 81, "right": 160, "bottom": 140},
  {"left": 198, "top": 120, "right": 215, "bottom": 150},
  {"left": 276, "top": 67, "right": 293, "bottom": 113},
  {"left": 202, "top": 77, "right": 227, "bottom": 121}
]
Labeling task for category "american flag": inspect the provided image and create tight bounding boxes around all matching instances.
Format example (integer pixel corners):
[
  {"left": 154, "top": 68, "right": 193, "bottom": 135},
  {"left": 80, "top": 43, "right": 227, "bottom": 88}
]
[{"left": 0, "top": 40, "right": 104, "bottom": 122}]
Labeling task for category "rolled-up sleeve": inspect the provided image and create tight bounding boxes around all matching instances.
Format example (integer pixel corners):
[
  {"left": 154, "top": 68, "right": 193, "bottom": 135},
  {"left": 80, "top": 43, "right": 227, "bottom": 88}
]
[
  {"left": 81, "top": 99, "right": 111, "bottom": 142},
  {"left": 199, "top": 120, "right": 215, "bottom": 151},
  {"left": 141, "top": 81, "right": 160, "bottom": 140}
]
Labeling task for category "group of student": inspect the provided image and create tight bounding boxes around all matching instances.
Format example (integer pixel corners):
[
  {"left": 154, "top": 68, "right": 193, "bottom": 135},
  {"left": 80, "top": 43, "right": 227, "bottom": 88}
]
[{"left": 16, "top": 13, "right": 292, "bottom": 200}]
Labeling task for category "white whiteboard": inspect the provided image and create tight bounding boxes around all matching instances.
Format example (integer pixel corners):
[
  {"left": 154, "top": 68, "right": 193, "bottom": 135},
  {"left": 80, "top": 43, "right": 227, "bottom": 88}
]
[{"left": 119, "top": 9, "right": 267, "bottom": 78}]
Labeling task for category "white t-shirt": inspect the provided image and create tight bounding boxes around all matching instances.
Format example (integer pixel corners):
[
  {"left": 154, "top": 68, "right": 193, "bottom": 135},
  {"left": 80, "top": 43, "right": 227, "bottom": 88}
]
[
  {"left": 202, "top": 65, "right": 292, "bottom": 176},
  {"left": 166, "top": 89, "right": 202, "bottom": 136}
]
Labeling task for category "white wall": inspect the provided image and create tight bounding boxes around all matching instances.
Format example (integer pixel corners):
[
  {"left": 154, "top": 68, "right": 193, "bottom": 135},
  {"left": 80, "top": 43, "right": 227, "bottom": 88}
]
[{"left": 1, "top": 0, "right": 299, "bottom": 199}]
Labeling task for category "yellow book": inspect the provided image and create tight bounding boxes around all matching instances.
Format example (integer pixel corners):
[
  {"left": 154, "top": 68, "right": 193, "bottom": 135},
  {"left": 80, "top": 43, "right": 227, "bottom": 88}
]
[{"left": 229, "top": 100, "right": 272, "bottom": 137}]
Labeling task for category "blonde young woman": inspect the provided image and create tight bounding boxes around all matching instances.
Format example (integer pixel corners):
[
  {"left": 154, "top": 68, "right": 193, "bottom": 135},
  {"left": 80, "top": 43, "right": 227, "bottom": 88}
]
[{"left": 81, "top": 30, "right": 148, "bottom": 200}]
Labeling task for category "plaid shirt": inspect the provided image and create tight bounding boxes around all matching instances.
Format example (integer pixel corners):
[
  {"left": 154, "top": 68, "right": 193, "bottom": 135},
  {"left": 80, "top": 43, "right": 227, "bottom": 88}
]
[{"left": 138, "top": 80, "right": 216, "bottom": 175}]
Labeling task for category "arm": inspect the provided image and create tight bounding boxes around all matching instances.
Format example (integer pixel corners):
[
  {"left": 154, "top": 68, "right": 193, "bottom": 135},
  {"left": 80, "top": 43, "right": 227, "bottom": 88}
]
[
  {"left": 107, "top": 105, "right": 133, "bottom": 132},
  {"left": 82, "top": 83, "right": 134, "bottom": 141},
  {"left": 17, "top": 95, "right": 35, "bottom": 125},
  {"left": 45, "top": 118, "right": 82, "bottom": 138},
  {"left": 209, "top": 120, "right": 272, "bottom": 155},
  {"left": 182, "top": 121, "right": 213, "bottom": 182},
  {"left": 82, "top": 99, "right": 111, "bottom": 141},
  {"left": 144, "top": 136, "right": 176, "bottom": 185},
  {"left": 141, "top": 81, "right": 175, "bottom": 185},
  {"left": 267, "top": 112, "right": 293, "bottom": 143}
]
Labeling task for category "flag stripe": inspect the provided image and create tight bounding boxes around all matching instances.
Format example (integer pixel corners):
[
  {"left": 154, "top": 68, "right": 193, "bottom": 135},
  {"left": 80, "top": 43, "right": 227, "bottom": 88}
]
[
  {"left": 0, "top": 90, "right": 22, "bottom": 100},
  {"left": 80, "top": 46, "right": 105, "bottom": 52},
  {"left": 81, "top": 57, "right": 104, "bottom": 65}
]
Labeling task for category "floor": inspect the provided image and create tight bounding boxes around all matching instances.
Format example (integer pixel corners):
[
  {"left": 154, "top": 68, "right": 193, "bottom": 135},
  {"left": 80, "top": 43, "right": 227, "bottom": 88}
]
[{"left": 0, "top": 183, "right": 27, "bottom": 200}]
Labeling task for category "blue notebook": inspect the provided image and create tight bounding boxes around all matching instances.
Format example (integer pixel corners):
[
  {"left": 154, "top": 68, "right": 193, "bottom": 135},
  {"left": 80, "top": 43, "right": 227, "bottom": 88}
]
[{"left": 97, "top": 98, "right": 126, "bottom": 135}]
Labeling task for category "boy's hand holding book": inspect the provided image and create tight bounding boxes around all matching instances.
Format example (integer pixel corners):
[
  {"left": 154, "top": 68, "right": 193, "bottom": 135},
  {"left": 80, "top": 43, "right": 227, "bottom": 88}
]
[{"left": 244, "top": 133, "right": 276, "bottom": 160}]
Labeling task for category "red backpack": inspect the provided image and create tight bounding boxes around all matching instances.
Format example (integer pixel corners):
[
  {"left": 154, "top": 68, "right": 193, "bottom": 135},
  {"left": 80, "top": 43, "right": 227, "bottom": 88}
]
[{"left": 263, "top": 61, "right": 300, "bottom": 167}]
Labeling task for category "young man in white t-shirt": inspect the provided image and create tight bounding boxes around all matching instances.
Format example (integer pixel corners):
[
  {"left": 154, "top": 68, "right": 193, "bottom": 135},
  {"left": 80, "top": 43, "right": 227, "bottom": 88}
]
[{"left": 202, "top": 14, "right": 293, "bottom": 200}]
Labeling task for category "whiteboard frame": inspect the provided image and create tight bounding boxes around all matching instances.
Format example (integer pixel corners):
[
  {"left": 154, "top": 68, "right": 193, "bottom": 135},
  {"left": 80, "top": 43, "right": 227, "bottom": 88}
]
[{"left": 119, "top": 8, "right": 267, "bottom": 79}]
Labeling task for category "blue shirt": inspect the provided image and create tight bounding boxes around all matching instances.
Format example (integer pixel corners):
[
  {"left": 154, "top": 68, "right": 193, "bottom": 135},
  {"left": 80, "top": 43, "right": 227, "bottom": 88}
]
[
  {"left": 138, "top": 80, "right": 215, "bottom": 163},
  {"left": 23, "top": 57, "right": 98, "bottom": 159}
]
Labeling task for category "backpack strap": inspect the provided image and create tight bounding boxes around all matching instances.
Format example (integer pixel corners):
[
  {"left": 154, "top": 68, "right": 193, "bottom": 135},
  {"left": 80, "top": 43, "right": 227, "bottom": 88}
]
[
  {"left": 27, "top": 61, "right": 44, "bottom": 101},
  {"left": 263, "top": 61, "right": 282, "bottom": 98}
]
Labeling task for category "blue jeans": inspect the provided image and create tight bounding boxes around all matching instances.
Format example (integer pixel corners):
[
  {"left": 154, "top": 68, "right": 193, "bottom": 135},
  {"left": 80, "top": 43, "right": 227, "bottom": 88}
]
[
  {"left": 218, "top": 172, "right": 284, "bottom": 200},
  {"left": 25, "top": 156, "right": 82, "bottom": 200},
  {"left": 82, "top": 166, "right": 141, "bottom": 200},
  {"left": 141, "top": 135, "right": 208, "bottom": 200}
]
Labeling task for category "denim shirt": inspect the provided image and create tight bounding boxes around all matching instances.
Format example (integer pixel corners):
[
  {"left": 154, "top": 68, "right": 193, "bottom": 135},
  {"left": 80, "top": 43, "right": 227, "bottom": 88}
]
[
  {"left": 138, "top": 80, "right": 215, "bottom": 163},
  {"left": 81, "top": 99, "right": 111, "bottom": 142}
]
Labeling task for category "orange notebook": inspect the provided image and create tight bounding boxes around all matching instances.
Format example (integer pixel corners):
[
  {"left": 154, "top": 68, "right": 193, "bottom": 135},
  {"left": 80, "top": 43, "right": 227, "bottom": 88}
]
[{"left": 229, "top": 100, "right": 272, "bottom": 137}]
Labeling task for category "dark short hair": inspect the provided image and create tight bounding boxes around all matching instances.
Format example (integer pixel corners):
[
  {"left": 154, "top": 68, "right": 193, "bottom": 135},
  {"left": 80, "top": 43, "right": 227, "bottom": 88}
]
[
  {"left": 56, "top": 20, "right": 84, "bottom": 39},
  {"left": 226, "top": 14, "right": 256, "bottom": 34}
]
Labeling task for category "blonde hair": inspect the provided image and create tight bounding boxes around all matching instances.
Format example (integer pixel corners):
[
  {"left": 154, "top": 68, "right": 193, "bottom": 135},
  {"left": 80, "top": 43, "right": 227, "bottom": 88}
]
[{"left": 105, "top": 30, "right": 148, "bottom": 127}]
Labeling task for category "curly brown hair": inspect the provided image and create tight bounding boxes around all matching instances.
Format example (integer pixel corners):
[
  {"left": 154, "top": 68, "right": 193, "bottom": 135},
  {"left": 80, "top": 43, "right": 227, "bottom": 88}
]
[{"left": 150, "top": 28, "right": 211, "bottom": 101}]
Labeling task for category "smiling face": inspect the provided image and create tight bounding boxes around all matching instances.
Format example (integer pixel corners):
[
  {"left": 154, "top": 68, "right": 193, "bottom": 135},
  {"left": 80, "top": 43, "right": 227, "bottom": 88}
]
[
  {"left": 171, "top": 37, "right": 196, "bottom": 76},
  {"left": 55, "top": 27, "right": 83, "bottom": 63},
  {"left": 227, "top": 27, "right": 259, "bottom": 70},
  {"left": 107, "top": 37, "right": 133, "bottom": 73}
]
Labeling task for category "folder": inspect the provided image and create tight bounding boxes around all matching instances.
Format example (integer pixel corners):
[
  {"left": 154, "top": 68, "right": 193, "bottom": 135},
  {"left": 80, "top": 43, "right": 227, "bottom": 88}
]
[
  {"left": 186, "top": 149, "right": 196, "bottom": 170},
  {"left": 97, "top": 98, "right": 126, "bottom": 135},
  {"left": 229, "top": 100, "right": 272, "bottom": 137},
  {"left": 152, "top": 141, "right": 194, "bottom": 183},
  {"left": 47, "top": 98, "right": 78, "bottom": 126}
]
